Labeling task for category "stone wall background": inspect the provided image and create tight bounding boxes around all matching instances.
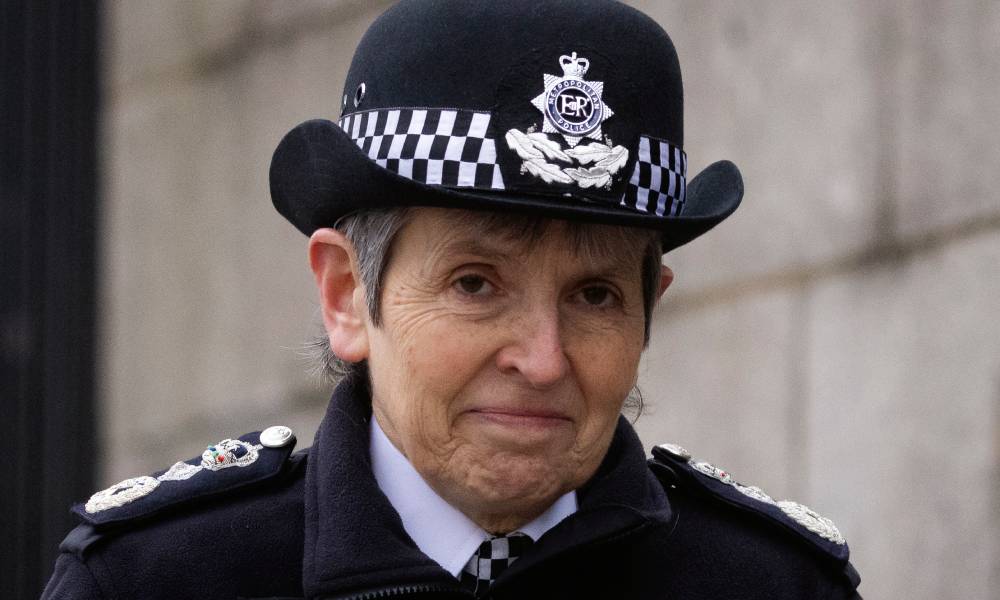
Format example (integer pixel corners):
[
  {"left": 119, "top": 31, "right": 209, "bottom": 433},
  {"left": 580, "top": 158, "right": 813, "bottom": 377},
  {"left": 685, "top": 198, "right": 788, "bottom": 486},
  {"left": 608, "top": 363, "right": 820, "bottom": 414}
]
[{"left": 98, "top": 2, "right": 1000, "bottom": 598}]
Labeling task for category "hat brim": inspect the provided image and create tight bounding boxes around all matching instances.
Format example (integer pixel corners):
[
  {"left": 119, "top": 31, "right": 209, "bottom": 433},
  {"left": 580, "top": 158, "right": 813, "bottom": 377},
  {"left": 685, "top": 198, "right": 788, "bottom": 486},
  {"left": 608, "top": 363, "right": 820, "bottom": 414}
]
[{"left": 270, "top": 119, "right": 743, "bottom": 253}]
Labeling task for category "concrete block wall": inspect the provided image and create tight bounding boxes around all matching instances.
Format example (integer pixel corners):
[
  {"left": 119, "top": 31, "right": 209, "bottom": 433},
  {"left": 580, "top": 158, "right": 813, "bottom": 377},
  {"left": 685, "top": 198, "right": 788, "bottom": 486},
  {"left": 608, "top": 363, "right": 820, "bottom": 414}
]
[
  {"left": 99, "top": 2, "right": 999, "bottom": 598},
  {"left": 100, "top": 0, "right": 390, "bottom": 478}
]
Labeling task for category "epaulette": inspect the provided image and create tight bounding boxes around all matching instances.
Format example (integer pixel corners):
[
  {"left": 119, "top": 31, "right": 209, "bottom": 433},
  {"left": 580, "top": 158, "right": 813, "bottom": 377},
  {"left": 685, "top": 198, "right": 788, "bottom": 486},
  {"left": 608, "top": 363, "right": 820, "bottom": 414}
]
[
  {"left": 61, "top": 426, "right": 304, "bottom": 557},
  {"left": 649, "top": 442, "right": 858, "bottom": 585}
]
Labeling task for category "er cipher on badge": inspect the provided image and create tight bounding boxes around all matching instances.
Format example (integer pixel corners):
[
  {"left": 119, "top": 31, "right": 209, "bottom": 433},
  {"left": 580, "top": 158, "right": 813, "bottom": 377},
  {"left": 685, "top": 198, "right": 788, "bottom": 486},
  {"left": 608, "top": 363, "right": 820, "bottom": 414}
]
[{"left": 505, "top": 52, "right": 629, "bottom": 191}]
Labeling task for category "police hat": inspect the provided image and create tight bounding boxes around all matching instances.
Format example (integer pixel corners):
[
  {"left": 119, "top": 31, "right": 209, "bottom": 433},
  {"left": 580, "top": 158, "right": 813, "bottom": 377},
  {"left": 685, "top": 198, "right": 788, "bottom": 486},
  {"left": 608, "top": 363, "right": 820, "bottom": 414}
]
[{"left": 270, "top": 0, "right": 743, "bottom": 253}]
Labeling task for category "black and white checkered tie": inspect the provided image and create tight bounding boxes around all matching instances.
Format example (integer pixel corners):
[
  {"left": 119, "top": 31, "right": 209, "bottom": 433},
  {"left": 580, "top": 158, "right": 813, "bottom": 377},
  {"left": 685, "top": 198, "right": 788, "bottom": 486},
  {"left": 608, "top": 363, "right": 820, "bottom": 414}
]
[{"left": 460, "top": 532, "right": 533, "bottom": 596}]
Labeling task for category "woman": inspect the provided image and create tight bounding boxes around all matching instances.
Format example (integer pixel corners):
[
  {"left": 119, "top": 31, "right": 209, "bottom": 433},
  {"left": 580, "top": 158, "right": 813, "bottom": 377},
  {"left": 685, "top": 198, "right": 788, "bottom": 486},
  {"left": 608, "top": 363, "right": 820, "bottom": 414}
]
[{"left": 43, "top": 1, "right": 861, "bottom": 598}]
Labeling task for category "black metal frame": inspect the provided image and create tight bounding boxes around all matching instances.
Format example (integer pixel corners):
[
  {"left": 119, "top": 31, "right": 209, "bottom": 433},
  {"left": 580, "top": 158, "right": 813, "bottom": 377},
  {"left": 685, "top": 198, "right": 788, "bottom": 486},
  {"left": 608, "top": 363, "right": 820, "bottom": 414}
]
[{"left": 1, "top": 2, "right": 99, "bottom": 598}]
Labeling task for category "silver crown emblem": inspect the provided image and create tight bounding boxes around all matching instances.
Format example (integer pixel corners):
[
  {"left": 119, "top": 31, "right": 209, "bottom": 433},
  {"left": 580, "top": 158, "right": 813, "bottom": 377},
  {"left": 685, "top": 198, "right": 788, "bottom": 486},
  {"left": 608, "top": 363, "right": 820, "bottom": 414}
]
[{"left": 559, "top": 52, "right": 590, "bottom": 78}]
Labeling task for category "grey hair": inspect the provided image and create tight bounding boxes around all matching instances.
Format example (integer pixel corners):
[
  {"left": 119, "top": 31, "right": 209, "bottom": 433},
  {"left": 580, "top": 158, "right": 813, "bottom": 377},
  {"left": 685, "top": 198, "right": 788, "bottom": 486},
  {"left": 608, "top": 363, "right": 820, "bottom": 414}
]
[
  {"left": 304, "top": 207, "right": 412, "bottom": 385},
  {"left": 303, "top": 207, "right": 662, "bottom": 420}
]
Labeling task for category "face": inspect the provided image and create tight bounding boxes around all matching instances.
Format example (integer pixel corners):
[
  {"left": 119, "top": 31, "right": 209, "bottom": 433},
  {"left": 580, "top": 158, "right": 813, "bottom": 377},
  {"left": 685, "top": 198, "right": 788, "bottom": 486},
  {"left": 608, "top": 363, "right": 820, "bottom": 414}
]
[{"left": 363, "top": 208, "right": 655, "bottom": 532}]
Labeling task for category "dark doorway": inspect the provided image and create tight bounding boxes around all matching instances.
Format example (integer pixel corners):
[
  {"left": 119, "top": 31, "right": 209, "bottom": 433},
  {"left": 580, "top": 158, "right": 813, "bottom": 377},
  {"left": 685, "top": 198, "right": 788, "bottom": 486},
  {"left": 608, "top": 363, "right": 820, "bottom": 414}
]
[{"left": 1, "top": 2, "right": 100, "bottom": 598}]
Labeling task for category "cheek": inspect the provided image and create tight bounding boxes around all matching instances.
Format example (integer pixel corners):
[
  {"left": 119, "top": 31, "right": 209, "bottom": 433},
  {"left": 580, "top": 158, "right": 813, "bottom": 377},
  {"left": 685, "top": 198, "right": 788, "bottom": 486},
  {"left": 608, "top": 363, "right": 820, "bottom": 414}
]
[
  {"left": 403, "top": 317, "right": 496, "bottom": 395},
  {"left": 569, "top": 324, "right": 645, "bottom": 437},
  {"left": 378, "top": 314, "right": 499, "bottom": 449}
]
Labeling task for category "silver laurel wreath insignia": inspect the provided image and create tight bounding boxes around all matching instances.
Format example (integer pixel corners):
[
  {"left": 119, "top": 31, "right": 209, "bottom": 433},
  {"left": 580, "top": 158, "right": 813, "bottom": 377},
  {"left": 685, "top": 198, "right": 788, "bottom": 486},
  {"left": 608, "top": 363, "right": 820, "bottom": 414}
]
[
  {"left": 777, "top": 500, "right": 846, "bottom": 545},
  {"left": 684, "top": 453, "right": 846, "bottom": 546},
  {"left": 505, "top": 128, "right": 628, "bottom": 190},
  {"left": 85, "top": 476, "right": 160, "bottom": 514}
]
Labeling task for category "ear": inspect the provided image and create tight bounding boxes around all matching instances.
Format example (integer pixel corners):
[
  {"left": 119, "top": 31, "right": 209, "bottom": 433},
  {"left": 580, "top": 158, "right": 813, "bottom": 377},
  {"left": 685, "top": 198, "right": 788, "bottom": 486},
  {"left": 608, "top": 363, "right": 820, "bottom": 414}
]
[
  {"left": 309, "top": 228, "right": 370, "bottom": 363},
  {"left": 657, "top": 264, "right": 674, "bottom": 300}
]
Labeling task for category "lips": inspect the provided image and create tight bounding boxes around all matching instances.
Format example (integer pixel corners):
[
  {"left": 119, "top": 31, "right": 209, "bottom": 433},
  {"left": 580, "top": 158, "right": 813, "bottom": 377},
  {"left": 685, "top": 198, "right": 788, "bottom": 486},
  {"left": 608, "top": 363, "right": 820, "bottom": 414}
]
[{"left": 466, "top": 408, "right": 572, "bottom": 430}]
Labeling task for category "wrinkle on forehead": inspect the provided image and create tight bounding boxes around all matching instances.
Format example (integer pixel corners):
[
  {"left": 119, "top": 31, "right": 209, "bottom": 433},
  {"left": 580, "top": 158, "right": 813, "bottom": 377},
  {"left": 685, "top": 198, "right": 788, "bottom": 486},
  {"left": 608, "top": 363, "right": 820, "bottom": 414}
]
[{"left": 418, "top": 208, "right": 656, "bottom": 271}]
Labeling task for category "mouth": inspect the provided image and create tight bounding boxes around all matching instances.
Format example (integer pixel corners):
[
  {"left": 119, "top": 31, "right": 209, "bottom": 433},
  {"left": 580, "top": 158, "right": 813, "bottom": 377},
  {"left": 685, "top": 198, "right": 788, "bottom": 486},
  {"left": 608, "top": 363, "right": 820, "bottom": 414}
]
[{"left": 465, "top": 408, "right": 572, "bottom": 431}]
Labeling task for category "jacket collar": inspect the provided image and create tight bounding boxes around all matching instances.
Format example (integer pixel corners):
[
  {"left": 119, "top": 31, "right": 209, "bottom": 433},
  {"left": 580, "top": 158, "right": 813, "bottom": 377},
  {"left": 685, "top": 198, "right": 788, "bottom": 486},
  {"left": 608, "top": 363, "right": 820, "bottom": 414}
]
[{"left": 302, "top": 378, "right": 672, "bottom": 598}]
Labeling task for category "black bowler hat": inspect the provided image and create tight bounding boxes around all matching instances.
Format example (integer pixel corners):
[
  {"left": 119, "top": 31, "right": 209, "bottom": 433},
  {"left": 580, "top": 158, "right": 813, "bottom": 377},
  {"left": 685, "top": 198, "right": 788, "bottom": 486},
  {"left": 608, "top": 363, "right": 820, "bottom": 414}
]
[{"left": 270, "top": 0, "right": 743, "bottom": 253}]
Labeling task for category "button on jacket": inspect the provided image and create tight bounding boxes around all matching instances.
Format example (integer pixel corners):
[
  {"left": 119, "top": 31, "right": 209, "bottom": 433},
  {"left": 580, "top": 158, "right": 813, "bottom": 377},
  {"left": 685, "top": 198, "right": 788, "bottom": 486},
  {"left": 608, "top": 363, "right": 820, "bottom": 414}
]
[{"left": 43, "top": 378, "right": 862, "bottom": 599}]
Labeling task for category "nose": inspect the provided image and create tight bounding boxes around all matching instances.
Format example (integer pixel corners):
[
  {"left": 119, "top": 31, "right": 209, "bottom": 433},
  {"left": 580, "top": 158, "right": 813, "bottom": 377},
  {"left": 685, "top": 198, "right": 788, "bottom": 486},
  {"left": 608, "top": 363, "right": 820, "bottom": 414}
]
[{"left": 495, "top": 310, "right": 570, "bottom": 389}]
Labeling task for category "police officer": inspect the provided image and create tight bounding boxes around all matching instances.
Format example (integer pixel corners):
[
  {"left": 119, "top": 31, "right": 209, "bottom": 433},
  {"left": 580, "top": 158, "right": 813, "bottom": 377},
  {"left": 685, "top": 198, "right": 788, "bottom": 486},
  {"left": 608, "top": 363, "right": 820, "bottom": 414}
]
[{"left": 42, "top": 1, "right": 862, "bottom": 598}]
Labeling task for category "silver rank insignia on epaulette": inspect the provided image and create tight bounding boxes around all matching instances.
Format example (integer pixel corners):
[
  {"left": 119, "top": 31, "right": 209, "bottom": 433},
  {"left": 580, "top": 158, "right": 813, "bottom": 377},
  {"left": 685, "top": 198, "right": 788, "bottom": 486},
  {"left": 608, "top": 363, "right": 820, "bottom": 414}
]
[
  {"left": 84, "top": 426, "right": 292, "bottom": 514},
  {"left": 505, "top": 52, "right": 628, "bottom": 190},
  {"left": 84, "top": 476, "right": 160, "bottom": 514},
  {"left": 776, "top": 500, "right": 846, "bottom": 545},
  {"left": 656, "top": 442, "right": 847, "bottom": 546},
  {"left": 200, "top": 438, "right": 261, "bottom": 471}
]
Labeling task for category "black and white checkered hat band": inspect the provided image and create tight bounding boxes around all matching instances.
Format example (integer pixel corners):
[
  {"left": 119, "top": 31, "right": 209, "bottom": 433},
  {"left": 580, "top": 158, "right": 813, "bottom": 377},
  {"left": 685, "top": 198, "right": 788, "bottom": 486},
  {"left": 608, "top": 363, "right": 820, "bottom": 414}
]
[
  {"left": 338, "top": 108, "right": 506, "bottom": 190},
  {"left": 339, "top": 110, "right": 686, "bottom": 217},
  {"left": 621, "top": 136, "right": 687, "bottom": 217}
]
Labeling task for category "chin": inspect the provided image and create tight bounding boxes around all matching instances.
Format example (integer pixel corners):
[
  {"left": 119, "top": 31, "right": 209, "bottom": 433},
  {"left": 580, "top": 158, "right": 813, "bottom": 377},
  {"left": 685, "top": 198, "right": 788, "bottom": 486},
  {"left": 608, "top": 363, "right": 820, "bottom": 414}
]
[{"left": 463, "top": 451, "right": 572, "bottom": 506}]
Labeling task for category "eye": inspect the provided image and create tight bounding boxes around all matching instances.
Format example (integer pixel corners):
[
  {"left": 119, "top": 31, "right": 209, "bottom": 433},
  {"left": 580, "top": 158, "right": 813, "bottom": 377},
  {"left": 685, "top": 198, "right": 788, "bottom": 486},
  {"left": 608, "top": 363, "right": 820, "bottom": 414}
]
[
  {"left": 454, "top": 274, "right": 493, "bottom": 296},
  {"left": 577, "top": 285, "right": 619, "bottom": 308}
]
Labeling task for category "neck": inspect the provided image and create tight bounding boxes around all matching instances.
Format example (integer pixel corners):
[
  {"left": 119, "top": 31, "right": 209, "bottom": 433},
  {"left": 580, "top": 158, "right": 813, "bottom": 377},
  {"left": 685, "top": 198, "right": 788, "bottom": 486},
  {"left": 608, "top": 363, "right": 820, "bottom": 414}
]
[{"left": 467, "top": 509, "right": 544, "bottom": 536}]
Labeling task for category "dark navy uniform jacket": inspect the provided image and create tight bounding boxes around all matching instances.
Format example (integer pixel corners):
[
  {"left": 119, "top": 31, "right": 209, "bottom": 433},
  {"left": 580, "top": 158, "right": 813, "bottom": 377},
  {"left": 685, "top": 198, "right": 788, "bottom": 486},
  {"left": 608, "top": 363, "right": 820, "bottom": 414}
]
[{"left": 43, "top": 379, "right": 862, "bottom": 599}]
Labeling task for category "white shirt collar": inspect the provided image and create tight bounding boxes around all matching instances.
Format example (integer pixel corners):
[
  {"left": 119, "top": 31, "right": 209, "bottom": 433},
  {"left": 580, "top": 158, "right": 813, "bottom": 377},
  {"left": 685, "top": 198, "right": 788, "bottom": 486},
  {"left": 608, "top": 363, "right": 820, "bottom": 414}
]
[{"left": 370, "top": 416, "right": 578, "bottom": 577}]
